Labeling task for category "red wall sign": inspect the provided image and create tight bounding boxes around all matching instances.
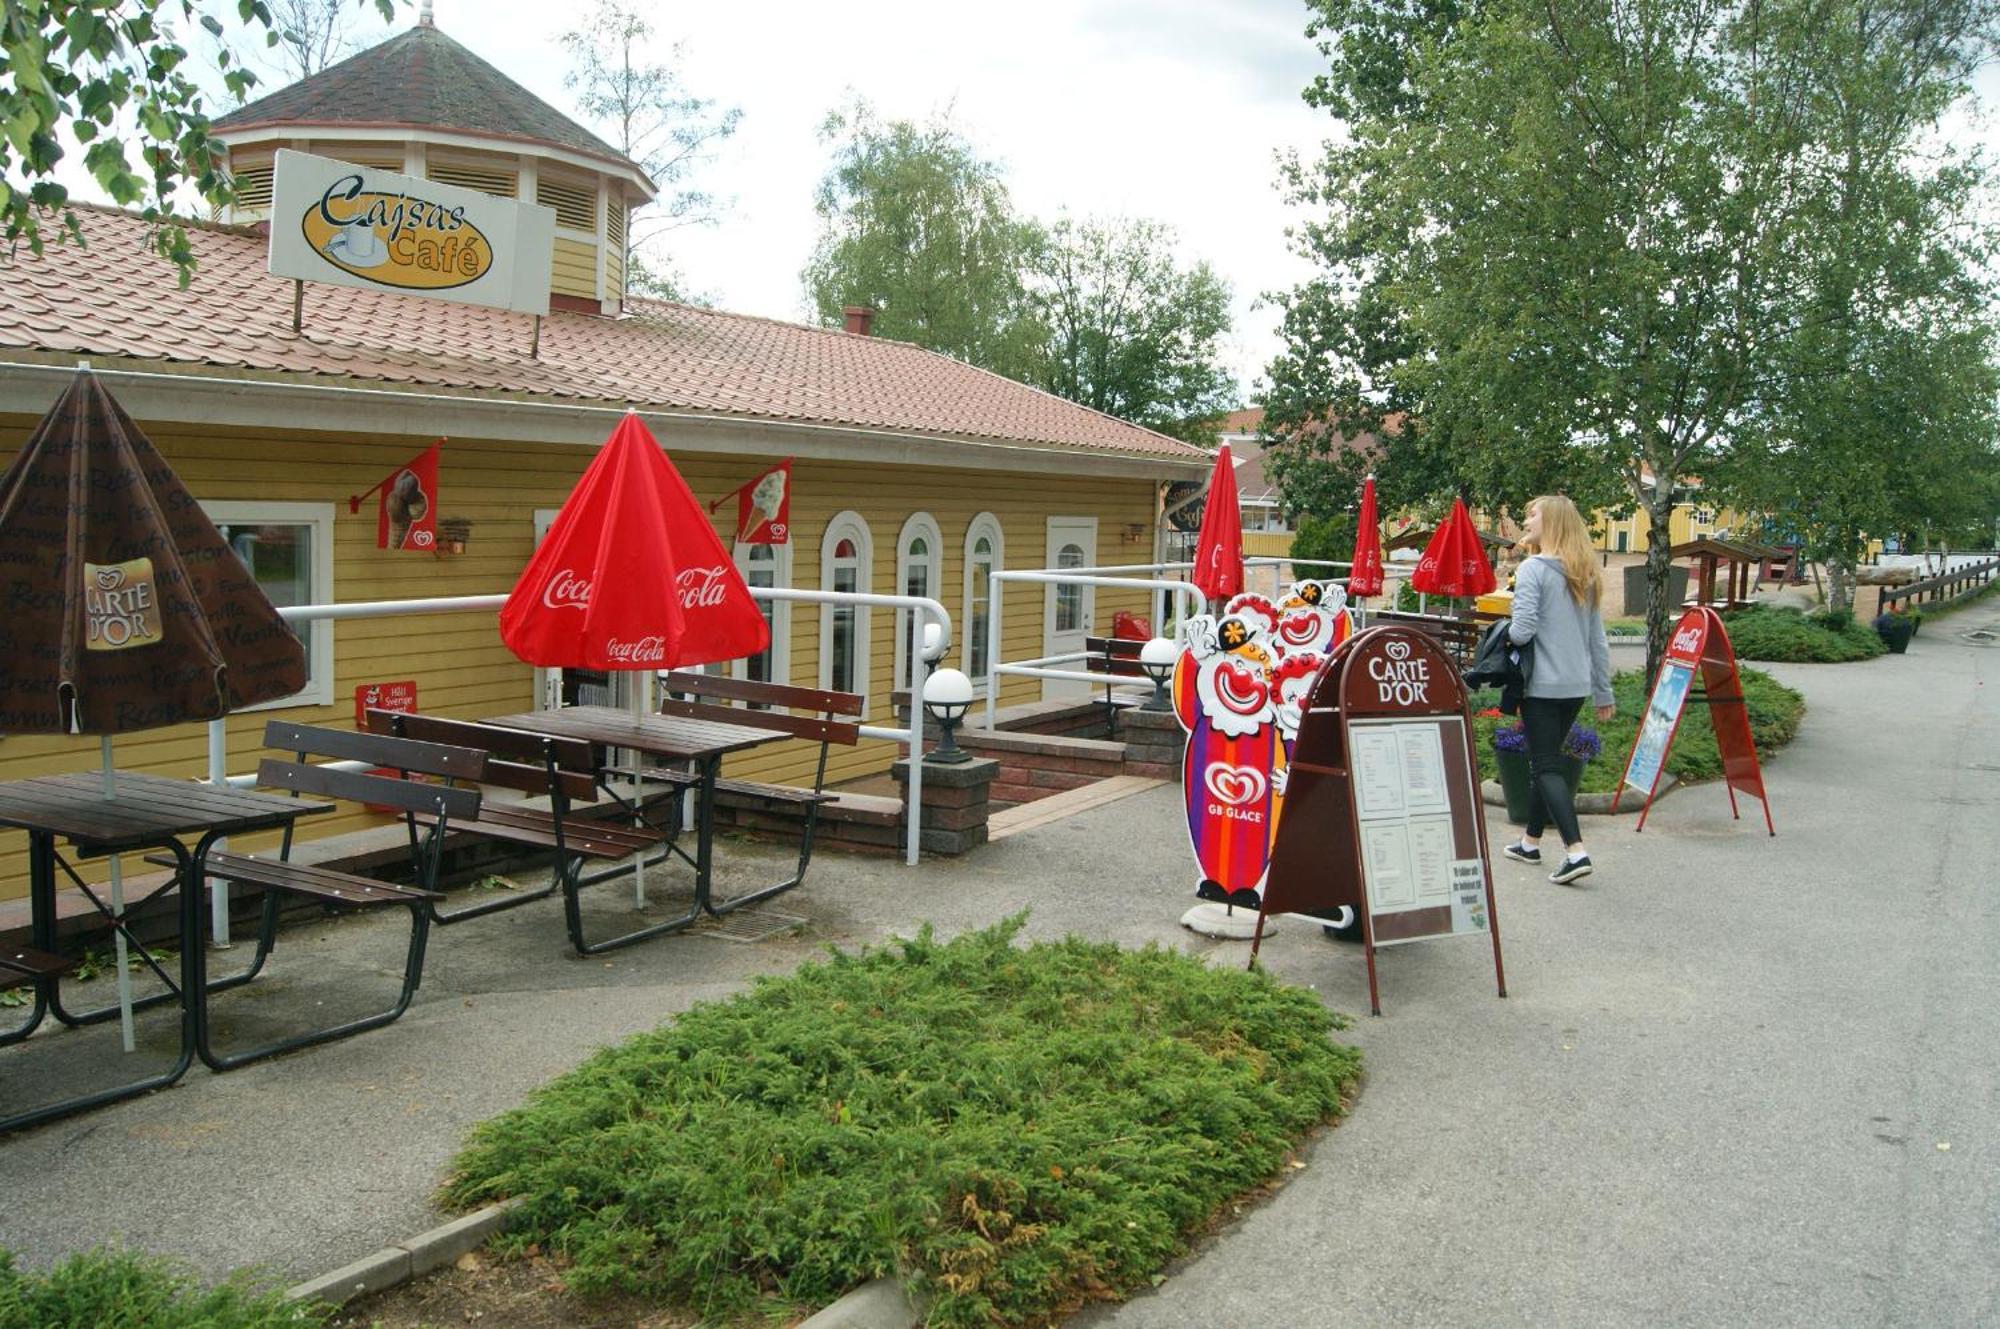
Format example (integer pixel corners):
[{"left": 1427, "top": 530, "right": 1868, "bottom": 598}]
[
  {"left": 354, "top": 680, "right": 417, "bottom": 729},
  {"left": 1611, "top": 607, "right": 1774, "bottom": 834}
]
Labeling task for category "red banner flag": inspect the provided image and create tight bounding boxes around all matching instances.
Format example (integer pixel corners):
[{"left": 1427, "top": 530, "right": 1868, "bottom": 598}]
[
  {"left": 709, "top": 459, "right": 792, "bottom": 545},
  {"left": 349, "top": 443, "right": 441, "bottom": 551}
]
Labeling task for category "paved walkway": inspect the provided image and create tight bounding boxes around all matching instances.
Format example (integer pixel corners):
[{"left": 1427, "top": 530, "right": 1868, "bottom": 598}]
[{"left": 2, "top": 608, "right": 1995, "bottom": 1326}]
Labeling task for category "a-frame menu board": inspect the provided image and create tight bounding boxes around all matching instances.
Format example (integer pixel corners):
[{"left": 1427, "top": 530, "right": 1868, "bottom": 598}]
[
  {"left": 1611, "top": 606, "right": 1775, "bottom": 834},
  {"left": 1259, "top": 626, "right": 1506, "bottom": 1016}
]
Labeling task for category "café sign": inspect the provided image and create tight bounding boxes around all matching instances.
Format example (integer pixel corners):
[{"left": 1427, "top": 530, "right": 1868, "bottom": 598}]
[{"left": 268, "top": 149, "right": 557, "bottom": 316}]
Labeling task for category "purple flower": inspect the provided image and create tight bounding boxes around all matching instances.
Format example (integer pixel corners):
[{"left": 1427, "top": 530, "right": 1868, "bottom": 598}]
[
  {"left": 1490, "top": 722, "right": 1602, "bottom": 761},
  {"left": 1492, "top": 724, "right": 1530, "bottom": 753}
]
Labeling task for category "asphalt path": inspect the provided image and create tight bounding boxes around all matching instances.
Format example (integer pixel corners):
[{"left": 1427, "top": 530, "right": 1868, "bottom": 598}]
[{"left": 1, "top": 608, "right": 1993, "bottom": 1326}]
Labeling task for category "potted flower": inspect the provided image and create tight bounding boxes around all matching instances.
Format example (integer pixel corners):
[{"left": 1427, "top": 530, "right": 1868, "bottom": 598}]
[
  {"left": 1872, "top": 605, "right": 1917, "bottom": 654},
  {"left": 1492, "top": 721, "right": 1602, "bottom": 824}
]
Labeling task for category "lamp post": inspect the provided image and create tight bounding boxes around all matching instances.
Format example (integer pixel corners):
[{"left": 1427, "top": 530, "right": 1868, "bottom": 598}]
[
  {"left": 922, "top": 667, "right": 975, "bottom": 763},
  {"left": 1138, "top": 636, "right": 1178, "bottom": 710}
]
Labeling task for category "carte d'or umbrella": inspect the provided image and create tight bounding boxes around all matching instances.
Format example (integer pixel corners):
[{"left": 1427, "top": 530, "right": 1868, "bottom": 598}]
[
  {"left": 0, "top": 367, "right": 307, "bottom": 1046},
  {"left": 0, "top": 367, "right": 307, "bottom": 734}
]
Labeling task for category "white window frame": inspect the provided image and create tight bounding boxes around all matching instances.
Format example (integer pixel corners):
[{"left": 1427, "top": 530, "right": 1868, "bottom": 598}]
[
  {"left": 818, "top": 510, "right": 873, "bottom": 707},
  {"left": 202, "top": 500, "right": 335, "bottom": 709},
  {"left": 963, "top": 512, "right": 1003, "bottom": 693},
  {"left": 733, "top": 540, "right": 793, "bottom": 694},
  {"left": 894, "top": 512, "right": 943, "bottom": 692}
]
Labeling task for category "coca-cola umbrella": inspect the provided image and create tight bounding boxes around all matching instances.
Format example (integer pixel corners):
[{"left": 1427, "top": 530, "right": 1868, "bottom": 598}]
[
  {"left": 1191, "top": 441, "right": 1244, "bottom": 604},
  {"left": 1409, "top": 496, "right": 1498, "bottom": 602},
  {"left": 1347, "top": 475, "right": 1385, "bottom": 600},
  {"left": 499, "top": 411, "right": 769, "bottom": 897},
  {"left": 0, "top": 366, "right": 307, "bottom": 1046}
]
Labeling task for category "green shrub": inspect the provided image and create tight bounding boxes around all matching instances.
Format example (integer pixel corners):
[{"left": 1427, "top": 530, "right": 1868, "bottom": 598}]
[
  {"left": 0, "top": 1247, "right": 324, "bottom": 1329},
  {"left": 444, "top": 916, "right": 1361, "bottom": 1328},
  {"left": 1718, "top": 606, "right": 1885, "bottom": 662},
  {"left": 1471, "top": 666, "right": 1805, "bottom": 794}
]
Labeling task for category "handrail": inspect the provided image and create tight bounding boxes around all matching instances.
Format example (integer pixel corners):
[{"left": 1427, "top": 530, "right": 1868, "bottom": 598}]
[
  {"left": 205, "top": 586, "right": 950, "bottom": 945},
  {"left": 986, "top": 571, "right": 1206, "bottom": 731}
]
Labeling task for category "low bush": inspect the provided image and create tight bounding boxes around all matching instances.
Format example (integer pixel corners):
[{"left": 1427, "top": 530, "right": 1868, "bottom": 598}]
[
  {"left": 1719, "top": 606, "right": 1885, "bottom": 662},
  {"left": 444, "top": 916, "right": 1362, "bottom": 1328},
  {"left": 0, "top": 1247, "right": 323, "bottom": 1329},
  {"left": 1471, "top": 666, "right": 1805, "bottom": 794}
]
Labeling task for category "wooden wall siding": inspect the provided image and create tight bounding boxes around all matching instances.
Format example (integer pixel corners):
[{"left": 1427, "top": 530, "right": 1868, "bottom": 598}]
[
  {"left": 602, "top": 241, "right": 623, "bottom": 304},
  {"left": 0, "top": 415, "right": 1158, "bottom": 902},
  {"left": 551, "top": 238, "right": 597, "bottom": 300}
]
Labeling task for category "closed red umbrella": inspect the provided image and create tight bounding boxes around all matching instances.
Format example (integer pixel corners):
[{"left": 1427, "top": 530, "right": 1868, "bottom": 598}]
[
  {"left": 1191, "top": 442, "right": 1244, "bottom": 602},
  {"left": 1409, "top": 496, "right": 1497, "bottom": 599},
  {"left": 1347, "top": 476, "right": 1384, "bottom": 598},
  {"left": 501, "top": 412, "right": 768, "bottom": 670}
]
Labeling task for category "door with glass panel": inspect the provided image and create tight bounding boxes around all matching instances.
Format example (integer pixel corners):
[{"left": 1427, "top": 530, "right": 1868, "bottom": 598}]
[{"left": 1042, "top": 517, "right": 1097, "bottom": 699}]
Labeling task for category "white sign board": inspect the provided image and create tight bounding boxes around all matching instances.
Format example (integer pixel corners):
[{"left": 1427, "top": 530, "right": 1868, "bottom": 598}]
[{"left": 267, "top": 149, "right": 557, "bottom": 316}]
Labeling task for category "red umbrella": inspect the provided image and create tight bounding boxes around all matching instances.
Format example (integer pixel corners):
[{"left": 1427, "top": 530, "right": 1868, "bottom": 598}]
[
  {"left": 1191, "top": 442, "right": 1244, "bottom": 602},
  {"left": 1409, "top": 496, "right": 1497, "bottom": 599},
  {"left": 501, "top": 412, "right": 769, "bottom": 670},
  {"left": 1347, "top": 476, "right": 1384, "bottom": 598}
]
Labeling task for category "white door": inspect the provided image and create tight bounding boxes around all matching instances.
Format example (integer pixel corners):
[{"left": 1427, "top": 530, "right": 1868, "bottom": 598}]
[{"left": 1043, "top": 517, "right": 1097, "bottom": 700}]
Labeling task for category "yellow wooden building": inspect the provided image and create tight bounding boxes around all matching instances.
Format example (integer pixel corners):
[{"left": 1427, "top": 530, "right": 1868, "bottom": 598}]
[{"left": 0, "top": 18, "right": 1204, "bottom": 903}]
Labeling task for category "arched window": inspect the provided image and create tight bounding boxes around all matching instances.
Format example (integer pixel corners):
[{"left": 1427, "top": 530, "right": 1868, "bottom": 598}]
[
  {"left": 895, "top": 512, "right": 943, "bottom": 691},
  {"left": 819, "top": 511, "right": 873, "bottom": 701},
  {"left": 734, "top": 539, "right": 791, "bottom": 695},
  {"left": 963, "top": 513, "right": 1003, "bottom": 690}
]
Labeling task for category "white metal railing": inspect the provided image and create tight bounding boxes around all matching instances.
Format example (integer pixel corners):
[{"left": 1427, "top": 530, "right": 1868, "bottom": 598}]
[{"left": 201, "top": 587, "right": 949, "bottom": 944}]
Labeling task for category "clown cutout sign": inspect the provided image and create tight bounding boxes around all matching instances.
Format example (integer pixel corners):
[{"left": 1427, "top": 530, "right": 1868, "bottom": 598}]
[{"left": 1173, "top": 581, "right": 1355, "bottom": 911}]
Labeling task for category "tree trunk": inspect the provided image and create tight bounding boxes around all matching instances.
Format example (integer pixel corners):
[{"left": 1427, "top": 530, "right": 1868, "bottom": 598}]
[
  {"left": 1826, "top": 555, "right": 1855, "bottom": 614},
  {"left": 1642, "top": 495, "right": 1677, "bottom": 685}
]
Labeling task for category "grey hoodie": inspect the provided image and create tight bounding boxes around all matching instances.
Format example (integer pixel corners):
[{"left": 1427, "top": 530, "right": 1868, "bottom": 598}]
[{"left": 1508, "top": 555, "right": 1613, "bottom": 706}]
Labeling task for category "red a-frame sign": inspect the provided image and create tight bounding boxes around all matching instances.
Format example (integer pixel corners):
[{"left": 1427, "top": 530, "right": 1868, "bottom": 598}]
[{"left": 1611, "top": 606, "right": 1775, "bottom": 834}]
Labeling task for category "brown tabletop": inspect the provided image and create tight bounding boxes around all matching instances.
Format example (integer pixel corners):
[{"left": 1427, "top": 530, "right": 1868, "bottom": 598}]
[
  {"left": 0, "top": 770, "right": 332, "bottom": 852},
  {"left": 483, "top": 706, "right": 789, "bottom": 762}
]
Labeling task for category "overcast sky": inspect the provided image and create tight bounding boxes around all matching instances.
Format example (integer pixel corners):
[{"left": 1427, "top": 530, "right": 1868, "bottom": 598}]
[{"left": 82, "top": 2, "right": 2000, "bottom": 402}]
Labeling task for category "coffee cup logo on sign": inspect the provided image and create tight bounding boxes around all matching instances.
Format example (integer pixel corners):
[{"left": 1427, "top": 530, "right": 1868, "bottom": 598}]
[{"left": 1367, "top": 637, "right": 1432, "bottom": 706}]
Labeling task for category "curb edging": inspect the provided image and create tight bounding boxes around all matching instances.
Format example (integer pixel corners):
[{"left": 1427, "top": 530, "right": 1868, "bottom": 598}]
[
  {"left": 1481, "top": 773, "right": 1676, "bottom": 817},
  {"left": 285, "top": 1197, "right": 524, "bottom": 1309}
]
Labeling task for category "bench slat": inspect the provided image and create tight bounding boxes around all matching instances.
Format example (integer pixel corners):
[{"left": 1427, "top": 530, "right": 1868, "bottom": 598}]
[
  {"left": 203, "top": 851, "right": 441, "bottom": 906},
  {"left": 264, "top": 721, "right": 488, "bottom": 781},
  {"left": 657, "top": 670, "right": 865, "bottom": 716},
  {"left": 363, "top": 712, "right": 599, "bottom": 802},
  {"left": 257, "top": 759, "right": 483, "bottom": 821},
  {"left": 656, "top": 698, "right": 859, "bottom": 746}
]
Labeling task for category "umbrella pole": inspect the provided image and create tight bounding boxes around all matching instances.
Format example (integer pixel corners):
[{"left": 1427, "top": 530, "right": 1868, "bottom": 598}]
[
  {"left": 629, "top": 670, "right": 646, "bottom": 907},
  {"left": 101, "top": 737, "right": 136, "bottom": 1053}
]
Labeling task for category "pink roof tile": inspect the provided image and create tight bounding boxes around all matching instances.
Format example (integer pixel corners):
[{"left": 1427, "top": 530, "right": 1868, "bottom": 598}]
[{"left": 0, "top": 208, "right": 1207, "bottom": 463}]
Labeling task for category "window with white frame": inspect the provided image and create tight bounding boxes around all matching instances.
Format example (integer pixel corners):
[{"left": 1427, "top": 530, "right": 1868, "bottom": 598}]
[
  {"left": 202, "top": 500, "right": 335, "bottom": 708},
  {"left": 963, "top": 513, "right": 1002, "bottom": 689},
  {"left": 895, "top": 513, "right": 942, "bottom": 691},
  {"left": 818, "top": 511, "right": 872, "bottom": 700},
  {"left": 734, "top": 540, "right": 791, "bottom": 697}
]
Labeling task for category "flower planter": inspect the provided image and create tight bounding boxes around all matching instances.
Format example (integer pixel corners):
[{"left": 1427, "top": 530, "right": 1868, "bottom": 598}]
[
  {"left": 1873, "top": 614, "right": 1916, "bottom": 654},
  {"left": 1495, "top": 748, "right": 1585, "bottom": 824}
]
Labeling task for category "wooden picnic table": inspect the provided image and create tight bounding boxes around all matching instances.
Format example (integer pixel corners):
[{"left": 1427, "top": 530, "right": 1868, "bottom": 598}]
[
  {"left": 481, "top": 706, "right": 790, "bottom": 947},
  {"left": 0, "top": 771, "right": 330, "bottom": 1133}
]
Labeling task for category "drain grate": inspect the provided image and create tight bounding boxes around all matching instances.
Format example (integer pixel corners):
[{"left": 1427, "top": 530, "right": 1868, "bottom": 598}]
[
  {"left": 1963, "top": 628, "right": 1995, "bottom": 646},
  {"left": 689, "top": 905, "right": 810, "bottom": 943}
]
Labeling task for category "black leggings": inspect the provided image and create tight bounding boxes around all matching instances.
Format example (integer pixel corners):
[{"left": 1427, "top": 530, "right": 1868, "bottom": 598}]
[{"left": 1521, "top": 695, "right": 1585, "bottom": 847}]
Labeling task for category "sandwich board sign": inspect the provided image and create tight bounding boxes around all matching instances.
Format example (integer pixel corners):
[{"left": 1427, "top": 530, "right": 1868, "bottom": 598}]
[
  {"left": 1259, "top": 626, "right": 1506, "bottom": 1016},
  {"left": 1612, "top": 606, "right": 1774, "bottom": 834},
  {"left": 268, "top": 149, "right": 557, "bottom": 316}
]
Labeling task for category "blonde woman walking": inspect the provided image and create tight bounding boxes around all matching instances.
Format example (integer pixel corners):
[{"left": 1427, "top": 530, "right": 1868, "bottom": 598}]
[{"left": 1502, "top": 495, "right": 1614, "bottom": 883}]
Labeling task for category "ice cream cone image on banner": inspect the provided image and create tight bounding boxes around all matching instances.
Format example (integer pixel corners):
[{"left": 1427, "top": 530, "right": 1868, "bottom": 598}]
[
  {"left": 386, "top": 468, "right": 429, "bottom": 548},
  {"left": 746, "top": 468, "right": 787, "bottom": 539},
  {"left": 351, "top": 442, "right": 441, "bottom": 551},
  {"left": 714, "top": 459, "right": 793, "bottom": 545}
]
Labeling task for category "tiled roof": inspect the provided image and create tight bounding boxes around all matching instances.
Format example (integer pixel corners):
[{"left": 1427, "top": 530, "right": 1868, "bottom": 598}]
[
  {"left": 213, "top": 24, "right": 637, "bottom": 174},
  {"left": 0, "top": 208, "right": 1206, "bottom": 462}
]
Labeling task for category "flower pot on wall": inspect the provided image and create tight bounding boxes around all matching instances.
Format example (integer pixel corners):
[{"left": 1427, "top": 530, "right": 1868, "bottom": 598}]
[{"left": 1495, "top": 748, "right": 1585, "bottom": 824}]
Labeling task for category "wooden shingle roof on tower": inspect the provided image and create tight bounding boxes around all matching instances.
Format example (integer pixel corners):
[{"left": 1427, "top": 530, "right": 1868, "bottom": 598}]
[{"left": 212, "top": 21, "right": 646, "bottom": 183}]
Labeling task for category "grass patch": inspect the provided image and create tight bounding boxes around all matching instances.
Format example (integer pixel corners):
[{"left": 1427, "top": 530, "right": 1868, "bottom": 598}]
[
  {"left": 1718, "top": 606, "right": 1886, "bottom": 662},
  {"left": 0, "top": 1246, "right": 323, "bottom": 1328},
  {"left": 443, "top": 916, "right": 1361, "bottom": 1327},
  {"left": 1472, "top": 667, "right": 1805, "bottom": 794}
]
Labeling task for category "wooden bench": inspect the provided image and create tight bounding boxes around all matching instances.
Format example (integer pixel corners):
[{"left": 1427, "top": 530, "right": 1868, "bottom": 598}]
[
  {"left": 650, "top": 671, "right": 865, "bottom": 914},
  {"left": 363, "top": 709, "right": 666, "bottom": 943},
  {"left": 1368, "top": 610, "right": 1483, "bottom": 672},
  {"left": 163, "top": 721, "right": 483, "bottom": 1071},
  {"left": 1084, "top": 635, "right": 1152, "bottom": 732}
]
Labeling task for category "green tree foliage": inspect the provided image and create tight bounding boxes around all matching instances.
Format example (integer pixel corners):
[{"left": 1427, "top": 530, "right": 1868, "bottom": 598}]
[
  {"left": 1264, "top": 0, "right": 1999, "bottom": 677},
  {"left": 0, "top": 0, "right": 390, "bottom": 284},
  {"left": 803, "top": 102, "right": 1046, "bottom": 378},
  {"left": 562, "top": 0, "right": 740, "bottom": 302},
  {"left": 1032, "top": 215, "right": 1236, "bottom": 442}
]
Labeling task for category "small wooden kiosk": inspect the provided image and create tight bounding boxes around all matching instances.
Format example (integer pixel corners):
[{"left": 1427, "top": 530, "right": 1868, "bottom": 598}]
[{"left": 1672, "top": 537, "right": 1780, "bottom": 611}]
